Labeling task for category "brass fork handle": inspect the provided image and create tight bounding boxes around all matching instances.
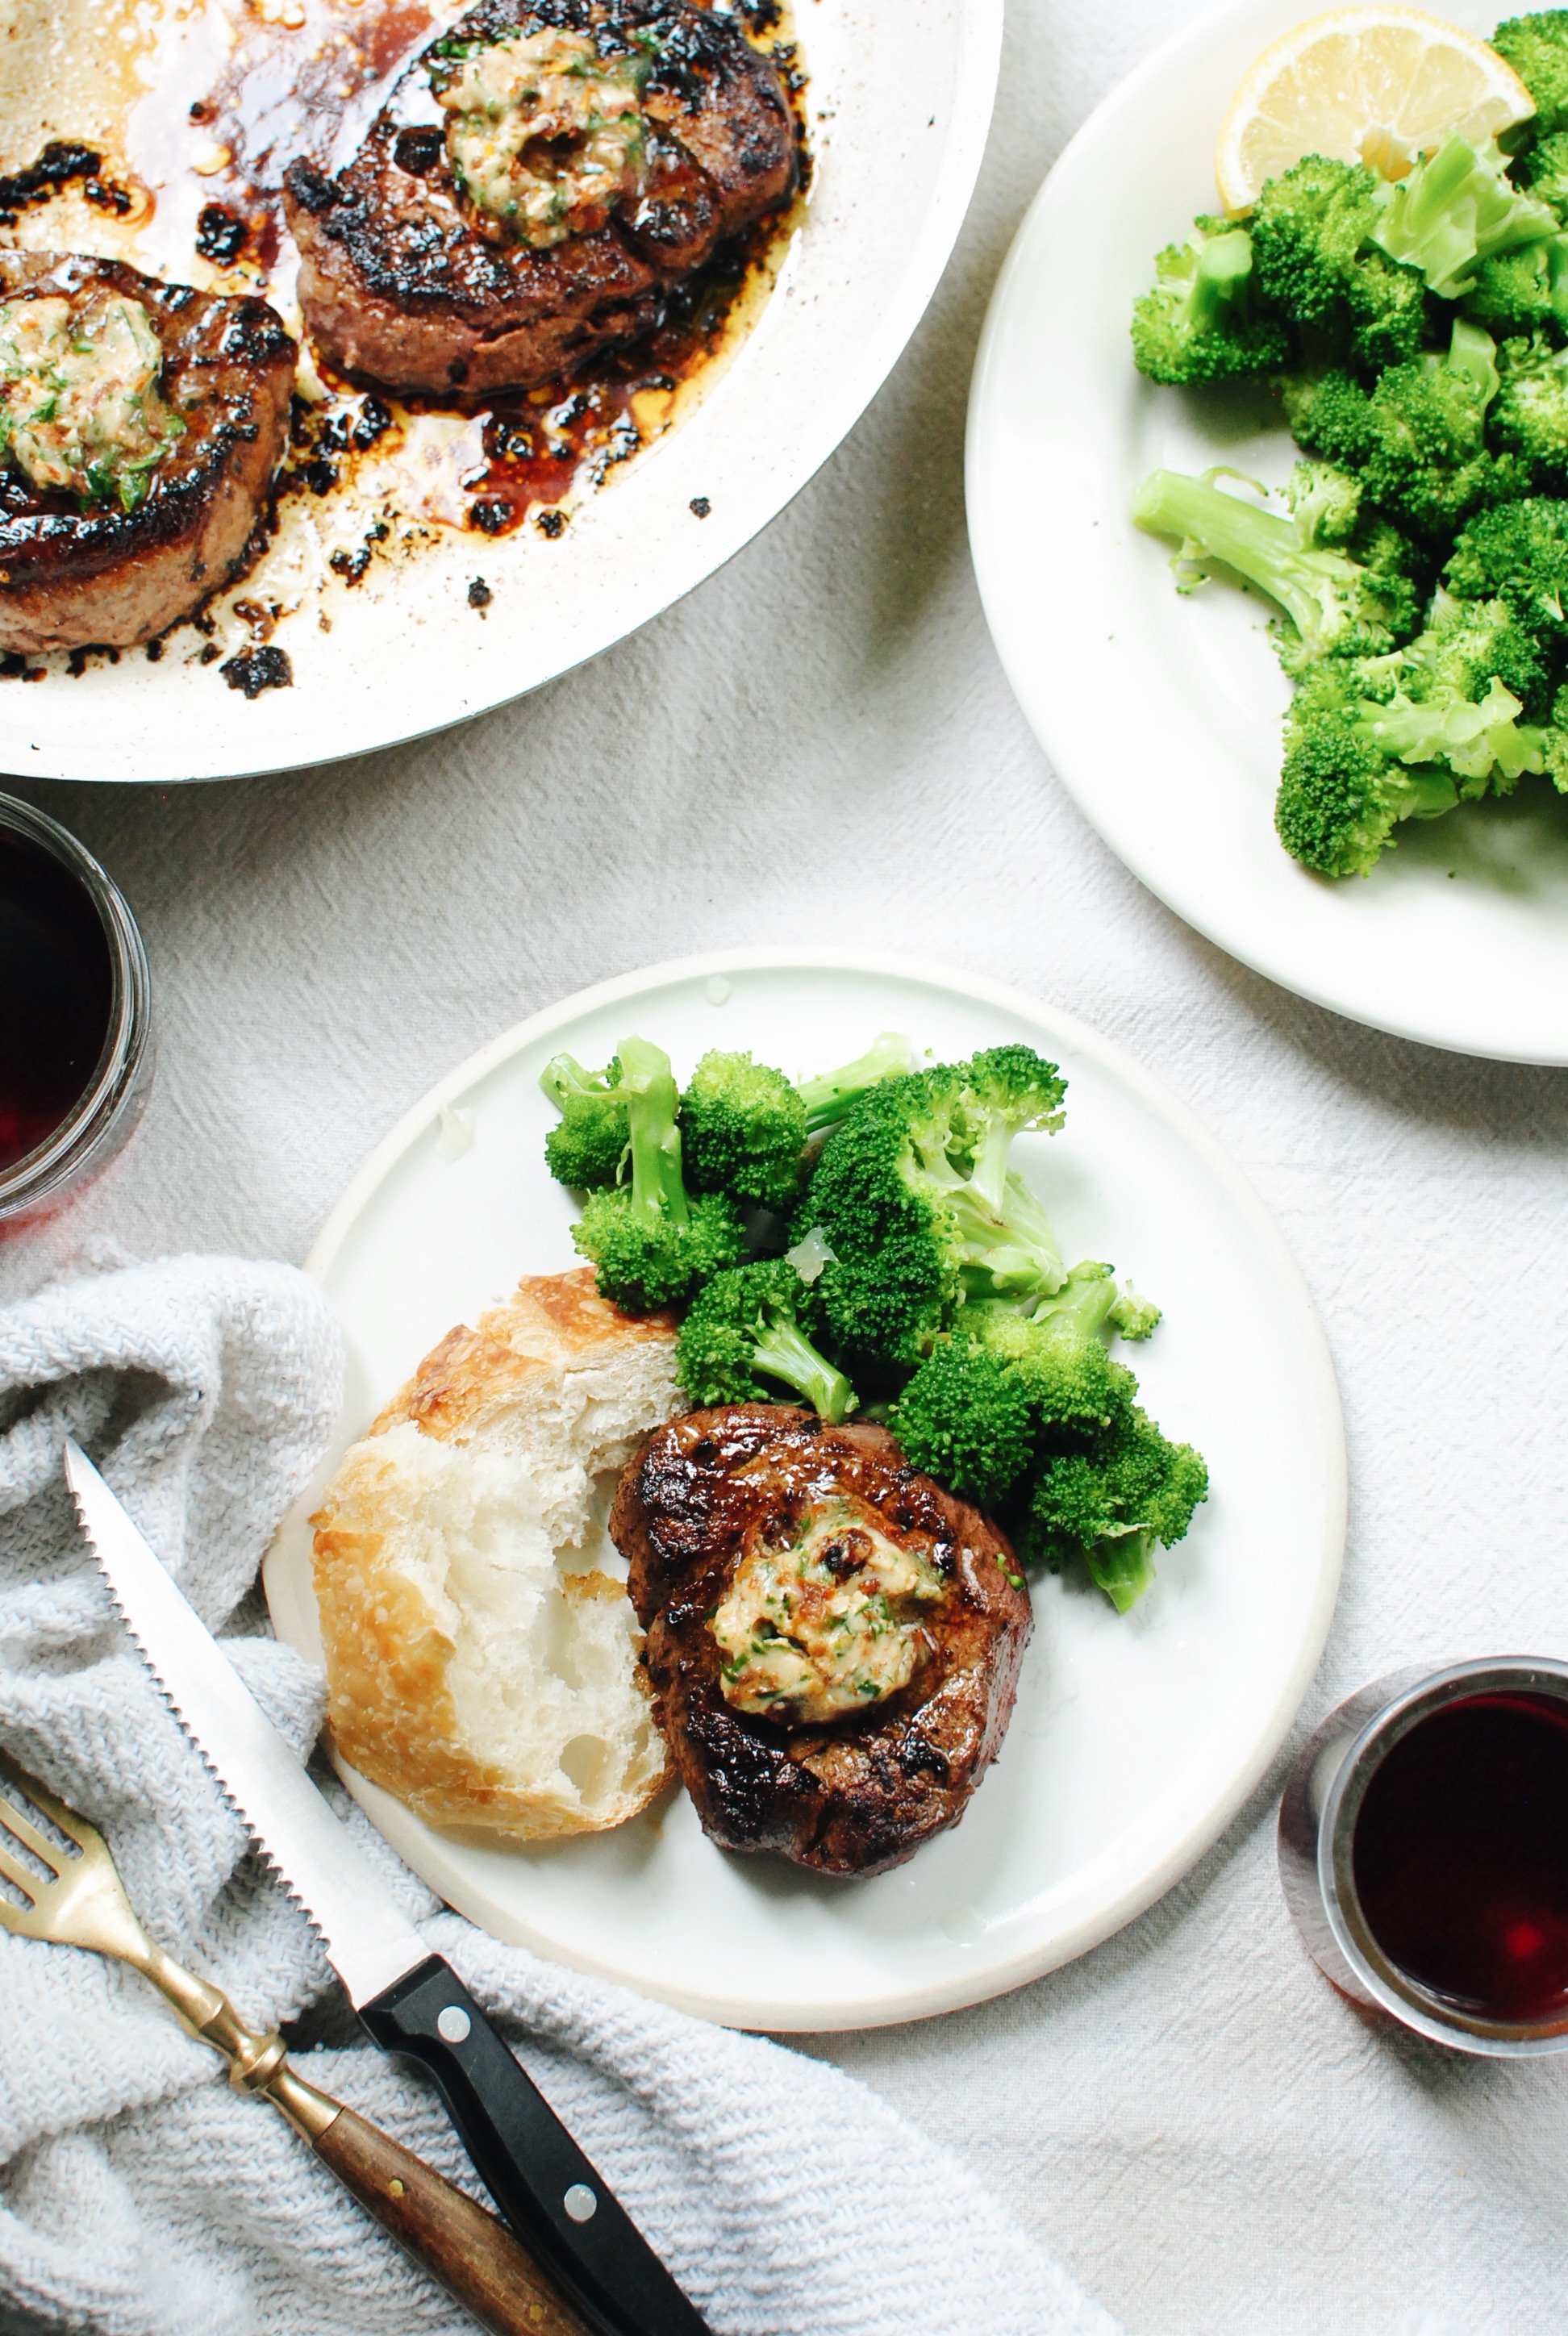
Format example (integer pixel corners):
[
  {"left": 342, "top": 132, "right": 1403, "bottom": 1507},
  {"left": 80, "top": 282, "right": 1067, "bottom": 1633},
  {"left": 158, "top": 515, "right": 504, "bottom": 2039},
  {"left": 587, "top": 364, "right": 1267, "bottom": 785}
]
[
  {"left": 0, "top": 1754, "right": 591, "bottom": 2336},
  {"left": 137, "top": 1938, "right": 290, "bottom": 2088},
  {"left": 267, "top": 2063, "right": 594, "bottom": 2336},
  {"left": 136, "top": 1942, "right": 592, "bottom": 2335}
]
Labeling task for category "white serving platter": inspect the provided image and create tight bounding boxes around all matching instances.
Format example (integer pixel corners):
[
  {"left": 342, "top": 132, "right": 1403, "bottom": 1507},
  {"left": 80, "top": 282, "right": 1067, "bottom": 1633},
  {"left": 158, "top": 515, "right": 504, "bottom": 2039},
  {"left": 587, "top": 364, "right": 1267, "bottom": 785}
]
[
  {"left": 264, "top": 949, "right": 1345, "bottom": 2030},
  {"left": 2, "top": 0, "right": 999, "bottom": 782},
  {"left": 966, "top": 0, "right": 1568, "bottom": 1065}
]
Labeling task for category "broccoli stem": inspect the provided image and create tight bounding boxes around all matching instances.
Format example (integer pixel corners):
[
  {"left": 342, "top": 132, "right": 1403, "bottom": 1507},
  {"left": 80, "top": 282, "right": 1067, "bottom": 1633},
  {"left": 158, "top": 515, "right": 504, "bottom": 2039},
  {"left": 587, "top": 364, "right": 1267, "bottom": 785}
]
[
  {"left": 539, "top": 1051, "right": 615, "bottom": 1108},
  {"left": 1085, "top": 1528, "right": 1157, "bottom": 1616},
  {"left": 1448, "top": 317, "right": 1501, "bottom": 412},
  {"left": 1184, "top": 228, "right": 1255, "bottom": 332},
  {"left": 619, "top": 1035, "right": 688, "bottom": 1229},
  {"left": 1030, "top": 1262, "right": 1120, "bottom": 1339},
  {"left": 946, "top": 1172, "right": 1066, "bottom": 1302},
  {"left": 1370, "top": 132, "right": 1558, "bottom": 298},
  {"left": 797, "top": 1032, "right": 915, "bottom": 1135},
  {"left": 967, "top": 1113, "right": 1018, "bottom": 1216},
  {"left": 1132, "top": 469, "right": 1372, "bottom": 657},
  {"left": 751, "top": 1317, "right": 857, "bottom": 1423},
  {"left": 1362, "top": 678, "right": 1545, "bottom": 783}
]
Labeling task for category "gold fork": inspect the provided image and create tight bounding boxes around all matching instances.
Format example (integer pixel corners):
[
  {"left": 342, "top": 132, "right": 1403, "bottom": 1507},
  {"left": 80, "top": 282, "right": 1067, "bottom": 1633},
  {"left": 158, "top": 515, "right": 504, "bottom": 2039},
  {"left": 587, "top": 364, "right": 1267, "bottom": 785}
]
[{"left": 0, "top": 1747, "right": 590, "bottom": 2336}]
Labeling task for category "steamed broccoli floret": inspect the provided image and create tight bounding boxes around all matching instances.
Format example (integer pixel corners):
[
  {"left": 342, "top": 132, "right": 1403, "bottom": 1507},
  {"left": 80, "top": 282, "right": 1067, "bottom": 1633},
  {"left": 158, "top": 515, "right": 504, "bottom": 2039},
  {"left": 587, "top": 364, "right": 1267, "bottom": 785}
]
[
  {"left": 795, "top": 1031, "right": 915, "bottom": 1137},
  {"left": 1274, "top": 602, "right": 1550, "bottom": 877},
  {"left": 1369, "top": 133, "right": 1558, "bottom": 297},
  {"left": 1110, "top": 1285, "right": 1162, "bottom": 1340},
  {"left": 1494, "top": 11, "right": 1568, "bottom": 137},
  {"left": 1275, "top": 691, "right": 1458, "bottom": 877},
  {"left": 1023, "top": 1408, "right": 1210, "bottom": 1615},
  {"left": 1516, "top": 125, "right": 1568, "bottom": 206},
  {"left": 1249, "top": 155, "right": 1428, "bottom": 373},
  {"left": 1132, "top": 468, "right": 1415, "bottom": 669},
  {"left": 680, "top": 1050, "right": 807, "bottom": 1208},
  {"left": 1386, "top": 590, "right": 1552, "bottom": 717},
  {"left": 1282, "top": 325, "right": 1524, "bottom": 542},
  {"left": 806, "top": 1046, "right": 1070, "bottom": 1374},
  {"left": 679, "top": 1036, "right": 918, "bottom": 1207},
  {"left": 1492, "top": 334, "right": 1568, "bottom": 475},
  {"left": 574, "top": 1184, "right": 744, "bottom": 1311},
  {"left": 1442, "top": 494, "right": 1568, "bottom": 647},
  {"left": 677, "top": 1260, "right": 856, "bottom": 1420},
  {"left": 1374, "top": 130, "right": 1568, "bottom": 335},
  {"left": 887, "top": 1265, "right": 1166, "bottom": 1511},
  {"left": 570, "top": 1035, "right": 744, "bottom": 1308},
  {"left": 815, "top": 1228, "right": 949, "bottom": 1377},
  {"left": 1462, "top": 234, "right": 1568, "bottom": 336},
  {"left": 889, "top": 1337, "right": 1035, "bottom": 1502},
  {"left": 1130, "top": 216, "right": 1290, "bottom": 385},
  {"left": 540, "top": 1052, "right": 629, "bottom": 1188},
  {"left": 1284, "top": 458, "right": 1364, "bottom": 543},
  {"left": 970, "top": 1264, "right": 1134, "bottom": 1436},
  {"left": 830, "top": 1154, "right": 1203, "bottom": 1613}
]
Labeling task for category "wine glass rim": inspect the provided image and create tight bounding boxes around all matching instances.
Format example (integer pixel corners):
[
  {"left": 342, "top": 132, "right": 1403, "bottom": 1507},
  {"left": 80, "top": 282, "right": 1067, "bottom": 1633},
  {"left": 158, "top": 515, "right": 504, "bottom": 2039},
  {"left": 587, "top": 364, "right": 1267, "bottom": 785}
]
[
  {"left": 0, "top": 792, "right": 150, "bottom": 1218},
  {"left": 1317, "top": 1655, "right": 1568, "bottom": 2053}
]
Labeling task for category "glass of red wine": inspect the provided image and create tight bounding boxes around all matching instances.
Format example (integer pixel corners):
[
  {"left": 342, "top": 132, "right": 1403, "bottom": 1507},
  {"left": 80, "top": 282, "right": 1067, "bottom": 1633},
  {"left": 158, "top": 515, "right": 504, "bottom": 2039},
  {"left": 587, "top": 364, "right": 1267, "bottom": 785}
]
[
  {"left": 0, "top": 793, "right": 151, "bottom": 1227},
  {"left": 1279, "top": 1658, "right": 1568, "bottom": 2054}
]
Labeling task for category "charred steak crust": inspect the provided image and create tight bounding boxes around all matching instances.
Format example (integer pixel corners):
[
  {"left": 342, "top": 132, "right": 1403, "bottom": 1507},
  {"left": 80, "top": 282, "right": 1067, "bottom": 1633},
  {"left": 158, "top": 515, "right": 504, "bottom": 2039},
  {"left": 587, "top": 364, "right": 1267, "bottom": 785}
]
[
  {"left": 0, "top": 253, "right": 294, "bottom": 654},
  {"left": 611, "top": 1405, "right": 1033, "bottom": 1877},
  {"left": 283, "top": 0, "right": 798, "bottom": 398}
]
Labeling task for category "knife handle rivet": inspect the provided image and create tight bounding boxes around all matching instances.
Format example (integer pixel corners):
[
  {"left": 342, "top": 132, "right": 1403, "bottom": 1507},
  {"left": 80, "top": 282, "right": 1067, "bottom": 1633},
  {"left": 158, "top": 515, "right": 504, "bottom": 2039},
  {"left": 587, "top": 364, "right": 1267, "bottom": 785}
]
[
  {"left": 564, "top": 2183, "right": 598, "bottom": 2223},
  {"left": 436, "top": 2005, "right": 472, "bottom": 2043}
]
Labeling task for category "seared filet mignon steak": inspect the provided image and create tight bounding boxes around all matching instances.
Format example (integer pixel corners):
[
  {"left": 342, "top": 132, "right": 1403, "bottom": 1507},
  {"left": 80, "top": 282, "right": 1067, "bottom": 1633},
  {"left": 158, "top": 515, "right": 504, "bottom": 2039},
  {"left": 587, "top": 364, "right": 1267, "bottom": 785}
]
[
  {"left": 283, "top": 0, "right": 797, "bottom": 400},
  {"left": 0, "top": 253, "right": 294, "bottom": 655},
  {"left": 611, "top": 1405, "right": 1032, "bottom": 1876}
]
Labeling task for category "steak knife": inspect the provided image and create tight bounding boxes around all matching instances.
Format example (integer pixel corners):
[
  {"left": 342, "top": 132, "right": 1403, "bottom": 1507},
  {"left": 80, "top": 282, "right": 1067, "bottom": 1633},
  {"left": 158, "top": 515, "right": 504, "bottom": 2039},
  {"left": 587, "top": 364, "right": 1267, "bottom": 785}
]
[{"left": 64, "top": 1439, "right": 712, "bottom": 2336}]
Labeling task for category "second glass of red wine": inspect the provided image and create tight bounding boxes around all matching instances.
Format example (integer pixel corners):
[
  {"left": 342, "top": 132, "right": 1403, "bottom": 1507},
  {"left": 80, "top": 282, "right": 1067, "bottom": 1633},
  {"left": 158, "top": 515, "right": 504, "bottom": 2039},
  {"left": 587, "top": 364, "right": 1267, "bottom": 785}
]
[{"left": 1278, "top": 1657, "right": 1568, "bottom": 2054}]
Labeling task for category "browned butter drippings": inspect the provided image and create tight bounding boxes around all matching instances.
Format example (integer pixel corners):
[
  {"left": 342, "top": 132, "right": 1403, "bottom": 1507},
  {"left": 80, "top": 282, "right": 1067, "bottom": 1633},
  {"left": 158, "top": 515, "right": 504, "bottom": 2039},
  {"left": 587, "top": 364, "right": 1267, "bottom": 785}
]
[
  {"left": 0, "top": 0, "right": 808, "bottom": 556},
  {"left": 0, "top": 0, "right": 804, "bottom": 607}
]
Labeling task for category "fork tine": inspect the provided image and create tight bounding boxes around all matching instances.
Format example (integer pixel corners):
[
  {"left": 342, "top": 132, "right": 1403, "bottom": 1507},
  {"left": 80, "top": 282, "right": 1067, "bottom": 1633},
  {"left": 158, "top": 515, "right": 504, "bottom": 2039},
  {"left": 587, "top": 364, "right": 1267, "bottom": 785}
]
[
  {"left": 0, "top": 1787, "right": 70, "bottom": 1879},
  {"left": 0, "top": 1833, "right": 42, "bottom": 1908},
  {"left": 0, "top": 1751, "right": 94, "bottom": 1858},
  {"left": 0, "top": 1747, "right": 149, "bottom": 1964}
]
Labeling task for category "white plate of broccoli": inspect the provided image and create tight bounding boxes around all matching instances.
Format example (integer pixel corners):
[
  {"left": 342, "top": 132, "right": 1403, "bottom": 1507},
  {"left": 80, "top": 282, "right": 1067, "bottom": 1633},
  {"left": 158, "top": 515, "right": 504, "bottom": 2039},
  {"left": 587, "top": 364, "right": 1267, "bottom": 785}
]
[
  {"left": 264, "top": 949, "right": 1343, "bottom": 2029},
  {"left": 968, "top": 0, "right": 1568, "bottom": 1062}
]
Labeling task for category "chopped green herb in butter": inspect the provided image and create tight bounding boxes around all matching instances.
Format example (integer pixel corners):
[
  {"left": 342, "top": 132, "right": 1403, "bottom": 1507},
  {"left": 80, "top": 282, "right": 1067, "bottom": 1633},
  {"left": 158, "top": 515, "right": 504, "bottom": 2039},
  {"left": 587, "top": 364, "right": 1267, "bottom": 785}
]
[
  {"left": 711, "top": 1499, "right": 944, "bottom": 1724},
  {"left": 0, "top": 293, "right": 180, "bottom": 512},
  {"left": 434, "top": 25, "right": 651, "bottom": 249}
]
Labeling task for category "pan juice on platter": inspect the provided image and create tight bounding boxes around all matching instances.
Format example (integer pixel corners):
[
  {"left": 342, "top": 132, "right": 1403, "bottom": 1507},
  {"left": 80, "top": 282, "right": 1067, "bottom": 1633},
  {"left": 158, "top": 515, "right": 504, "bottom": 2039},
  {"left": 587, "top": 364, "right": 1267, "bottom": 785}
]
[{"left": 1353, "top": 1694, "right": 1568, "bottom": 2024}]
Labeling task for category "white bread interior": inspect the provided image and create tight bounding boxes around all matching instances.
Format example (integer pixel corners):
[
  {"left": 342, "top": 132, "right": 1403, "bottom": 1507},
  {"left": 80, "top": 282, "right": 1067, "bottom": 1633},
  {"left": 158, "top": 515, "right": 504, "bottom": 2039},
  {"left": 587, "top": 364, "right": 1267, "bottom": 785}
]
[{"left": 311, "top": 1269, "right": 681, "bottom": 1840}]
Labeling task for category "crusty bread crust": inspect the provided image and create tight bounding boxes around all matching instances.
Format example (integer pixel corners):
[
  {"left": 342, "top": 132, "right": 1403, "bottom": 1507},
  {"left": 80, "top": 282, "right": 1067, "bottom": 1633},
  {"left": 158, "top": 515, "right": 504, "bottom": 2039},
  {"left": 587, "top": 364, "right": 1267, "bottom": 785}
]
[
  {"left": 370, "top": 1274, "right": 678, "bottom": 1448},
  {"left": 312, "top": 1268, "right": 681, "bottom": 1840}
]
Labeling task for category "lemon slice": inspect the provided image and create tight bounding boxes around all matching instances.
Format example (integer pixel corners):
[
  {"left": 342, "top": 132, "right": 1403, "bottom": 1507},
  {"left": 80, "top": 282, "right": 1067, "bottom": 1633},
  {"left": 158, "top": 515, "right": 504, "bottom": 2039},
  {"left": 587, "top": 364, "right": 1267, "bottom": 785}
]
[{"left": 1215, "top": 4, "right": 1537, "bottom": 215}]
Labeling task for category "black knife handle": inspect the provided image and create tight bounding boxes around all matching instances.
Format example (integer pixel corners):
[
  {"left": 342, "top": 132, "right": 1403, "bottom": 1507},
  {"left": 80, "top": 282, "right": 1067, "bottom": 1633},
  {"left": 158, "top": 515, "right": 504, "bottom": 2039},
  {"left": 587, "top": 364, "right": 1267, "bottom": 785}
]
[{"left": 361, "top": 1957, "right": 712, "bottom": 2336}]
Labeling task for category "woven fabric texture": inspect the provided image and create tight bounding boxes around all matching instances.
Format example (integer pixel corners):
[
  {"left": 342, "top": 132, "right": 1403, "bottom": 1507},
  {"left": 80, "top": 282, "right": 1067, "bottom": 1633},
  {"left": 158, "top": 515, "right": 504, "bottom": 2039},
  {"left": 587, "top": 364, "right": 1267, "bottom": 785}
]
[
  {"left": 7, "top": 0, "right": 1568, "bottom": 2325},
  {"left": 0, "top": 1255, "right": 1117, "bottom": 2336}
]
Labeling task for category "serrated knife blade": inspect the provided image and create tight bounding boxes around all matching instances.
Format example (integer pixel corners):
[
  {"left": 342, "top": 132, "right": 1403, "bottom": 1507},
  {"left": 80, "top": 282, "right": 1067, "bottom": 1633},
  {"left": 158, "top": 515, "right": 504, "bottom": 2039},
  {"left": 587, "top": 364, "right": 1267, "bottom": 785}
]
[
  {"left": 65, "top": 1438, "right": 426, "bottom": 2006},
  {"left": 64, "top": 1438, "right": 713, "bottom": 2336}
]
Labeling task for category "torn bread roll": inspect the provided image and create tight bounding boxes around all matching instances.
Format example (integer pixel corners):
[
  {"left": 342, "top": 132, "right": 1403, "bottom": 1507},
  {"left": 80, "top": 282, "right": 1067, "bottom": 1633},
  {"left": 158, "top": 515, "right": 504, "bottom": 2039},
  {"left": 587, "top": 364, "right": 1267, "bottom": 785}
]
[{"left": 311, "top": 1269, "right": 681, "bottom": 1839}]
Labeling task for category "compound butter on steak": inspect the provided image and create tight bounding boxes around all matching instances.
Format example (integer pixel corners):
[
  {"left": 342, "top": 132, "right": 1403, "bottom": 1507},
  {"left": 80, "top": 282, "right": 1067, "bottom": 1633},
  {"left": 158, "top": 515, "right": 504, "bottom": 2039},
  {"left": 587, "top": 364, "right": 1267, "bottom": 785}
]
[
  {"left": 0, "top": 253, "right": 294, "bottom": 653},
  {"left": 610, "top": 1404, "right": 1032, "bottom": 1877},
  {"left": 283, "top": 0, "right": 798, "bottom": 401}
]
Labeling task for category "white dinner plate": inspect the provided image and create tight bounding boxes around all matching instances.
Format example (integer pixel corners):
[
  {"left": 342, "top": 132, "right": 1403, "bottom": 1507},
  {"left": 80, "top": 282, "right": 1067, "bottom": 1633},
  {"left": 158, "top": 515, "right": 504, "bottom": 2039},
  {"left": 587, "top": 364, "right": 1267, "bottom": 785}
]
[
  {"left": 966, "top": 0, "right": 1568, "bottom": 1065},
  {"left": 1, "top": 0, "right": 999, "bottom": 783},
  {"left": 265, "top": 950, "right": 1344, "bottom": 2029}
]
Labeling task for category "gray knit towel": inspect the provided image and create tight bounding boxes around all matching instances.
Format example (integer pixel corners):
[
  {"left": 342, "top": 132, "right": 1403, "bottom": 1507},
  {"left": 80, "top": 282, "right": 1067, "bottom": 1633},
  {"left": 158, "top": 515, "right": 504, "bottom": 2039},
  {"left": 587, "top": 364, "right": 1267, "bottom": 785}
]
[{"left": 0, "top": 1254, "right": 1117, "bottom": 2336}]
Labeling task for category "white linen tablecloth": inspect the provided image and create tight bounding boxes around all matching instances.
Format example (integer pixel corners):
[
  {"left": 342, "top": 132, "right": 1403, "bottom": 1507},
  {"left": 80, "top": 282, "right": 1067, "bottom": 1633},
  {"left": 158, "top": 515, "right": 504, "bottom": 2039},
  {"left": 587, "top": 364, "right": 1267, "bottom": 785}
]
[{"left": 6, "top": 0, "right": 1567, "bottom": 2326}]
